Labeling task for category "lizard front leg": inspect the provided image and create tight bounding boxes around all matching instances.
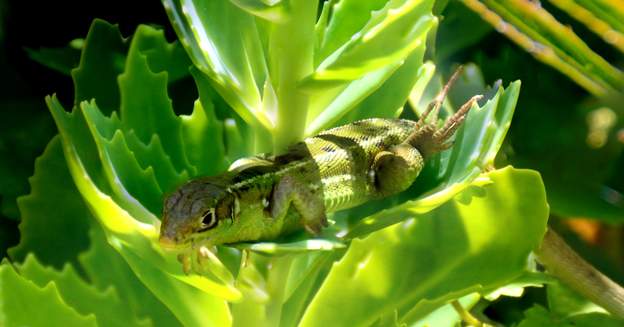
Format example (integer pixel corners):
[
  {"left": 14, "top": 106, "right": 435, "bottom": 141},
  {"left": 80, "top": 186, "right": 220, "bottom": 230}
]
[
  {"left": 270, "top": 174, "right": 328, "bottom": 235},
  {"left": 372, "top": 143, "right": 425, "bottom": 197}
]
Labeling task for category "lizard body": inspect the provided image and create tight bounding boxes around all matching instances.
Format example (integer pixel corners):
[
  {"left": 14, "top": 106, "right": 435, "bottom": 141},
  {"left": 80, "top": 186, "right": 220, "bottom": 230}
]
[
  {"left": 160, "top": 118, "right": 418, "bottom": 247},
  {"left": 160, "top": 69, "right": 481, "bottom": 256}
]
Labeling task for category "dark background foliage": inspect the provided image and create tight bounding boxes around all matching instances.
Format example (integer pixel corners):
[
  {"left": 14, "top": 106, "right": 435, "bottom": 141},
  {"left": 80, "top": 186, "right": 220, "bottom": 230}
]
[{"left": 0, "top": 0, "right": 173, "bottom": 256}]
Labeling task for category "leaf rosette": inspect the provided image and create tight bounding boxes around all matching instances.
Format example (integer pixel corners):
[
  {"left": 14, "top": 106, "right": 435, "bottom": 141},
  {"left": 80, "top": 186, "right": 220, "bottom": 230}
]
[{"left": 4, "top": 1, "right": 551, "bottom": 325}]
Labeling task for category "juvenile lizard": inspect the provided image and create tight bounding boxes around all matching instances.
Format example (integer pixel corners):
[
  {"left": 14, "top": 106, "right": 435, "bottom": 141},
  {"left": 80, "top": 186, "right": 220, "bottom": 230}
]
[
  {"left": 159, "top": 72, "right": 624, "bottom": 319},
  {"left": 160, "top": 69, "right": 481, "bottom": 269}
]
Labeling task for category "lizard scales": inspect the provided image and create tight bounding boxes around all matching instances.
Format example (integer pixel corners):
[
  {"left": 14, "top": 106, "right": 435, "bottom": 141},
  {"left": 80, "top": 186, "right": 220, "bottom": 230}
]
[
  {"left": 290, "top": 118, "right": 417, "bottom": 212},
  {"left": 159, "top": 69, "right": 481, "bottom": 255}
]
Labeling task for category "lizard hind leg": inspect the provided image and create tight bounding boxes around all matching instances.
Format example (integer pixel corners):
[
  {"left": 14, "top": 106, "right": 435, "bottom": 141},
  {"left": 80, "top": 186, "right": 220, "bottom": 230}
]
[
  {"left": 270, "top": 174, "right": 328, "bottom": 235},
  {"left": 372, "top": 143, "right": 425, "bottom": 197}
]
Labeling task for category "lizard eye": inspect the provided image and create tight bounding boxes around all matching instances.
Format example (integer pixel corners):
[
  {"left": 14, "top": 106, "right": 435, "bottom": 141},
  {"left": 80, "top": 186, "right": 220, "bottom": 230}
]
[{"left": 199, "top": 208, "right": 218, "bottom": 231}]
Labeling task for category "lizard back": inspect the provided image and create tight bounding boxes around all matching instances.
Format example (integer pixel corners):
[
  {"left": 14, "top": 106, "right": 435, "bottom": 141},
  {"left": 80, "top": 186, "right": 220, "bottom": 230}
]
[{"left": 301, "top": 118, "right": 417, "bottom": 212}]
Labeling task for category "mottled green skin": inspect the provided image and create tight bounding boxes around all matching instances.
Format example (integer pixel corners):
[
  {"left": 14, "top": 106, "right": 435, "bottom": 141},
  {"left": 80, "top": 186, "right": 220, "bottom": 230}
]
[{"left": 160, "top": 118, "right": 424, "bottom": 248}]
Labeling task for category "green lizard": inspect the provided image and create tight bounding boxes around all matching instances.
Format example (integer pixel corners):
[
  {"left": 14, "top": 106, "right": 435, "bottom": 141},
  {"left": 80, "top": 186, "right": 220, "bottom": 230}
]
[{"left": 160, "top": 69, "right": 481, "bottom": 271}]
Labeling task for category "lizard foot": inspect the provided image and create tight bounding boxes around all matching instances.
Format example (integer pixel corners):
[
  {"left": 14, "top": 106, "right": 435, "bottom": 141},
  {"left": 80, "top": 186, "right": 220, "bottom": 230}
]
[
  {"left": 177, "top": 245, "right": 236, "bottom": 284},
  {"left": 271, "top": 174, "right": 328, "bottom": 236},
  {"left": 177, "top": 252, "right": 192, "bottom": 275},
  {"left": 407, "top": 95, "right": 482, "bottom": 159},
  {"left": 404, "top": 66, "right": 482, "bottom": 159},
  {"left": 303, "top": 211, "right": 328, "bottom": 235}
]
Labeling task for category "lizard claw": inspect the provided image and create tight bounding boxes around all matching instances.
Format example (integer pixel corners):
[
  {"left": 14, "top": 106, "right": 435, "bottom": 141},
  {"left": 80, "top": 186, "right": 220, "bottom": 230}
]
[{"left": 304, "top": 212, "right": 328, "bottom": 235}]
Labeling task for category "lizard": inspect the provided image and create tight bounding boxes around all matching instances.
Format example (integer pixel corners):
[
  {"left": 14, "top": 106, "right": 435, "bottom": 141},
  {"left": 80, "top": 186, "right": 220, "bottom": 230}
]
[{"left": 159, "top": 68, "right": 482, "bottom": 272}]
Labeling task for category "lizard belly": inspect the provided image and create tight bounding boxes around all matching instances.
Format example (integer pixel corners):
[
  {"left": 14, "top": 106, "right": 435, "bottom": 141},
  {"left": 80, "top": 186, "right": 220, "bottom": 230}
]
[{"left": 305, "top": 118, "right": 416, "bottom": 212}]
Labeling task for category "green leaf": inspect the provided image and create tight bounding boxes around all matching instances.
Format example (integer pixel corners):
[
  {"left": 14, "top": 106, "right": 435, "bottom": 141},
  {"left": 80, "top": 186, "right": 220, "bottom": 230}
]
[
  {"left": 548, "top": 0, "right": 624, "bottom": 54},
  {"left": 72, "top": 19, "right": 128, "bottom": 115},
  {"left": 26, "top": 42, "right": 82, "bottom": 75},
  {"left": 305, "top": 62, "right": 402, "bottom": 135},
  {"left": 0, "top": 99, "right": 56, "bottom": 220},
  {"left": 306, "top": 0, "right": 436, "bottom": 84},
  {"left": 547, "top": 280, "right": 608, "bottom": 317},
  {"left": 517, "top": 305, "right": 623, "bottom": 327},
  {"left": 229, "top": 0, "right": 290, "bottom": 22},
  {"left": 9, "top": 137, "right": 91, "bottom": 269},
  {"left": 316, "top": 0, "right": 389, "bottom": 64},
  {"left": 119, "top": 26, "right": 194, "bottom": 176},
  {"left": 339, "top": 42, "right": 428, "bottom": 123},
  {"left": 163, "top": 0, "right": 270, "bottom": 128},
  {"left": 79, "top": 227, "right": 180, "bottom": 327},
  {"left": 48, "top": 96, "right": 241, "bottom": 319},
  {"left": 180, "top": 100, "right": 228, "bottom": 177},
  {"left": 304, "top": 0, "right": 437, "bottom": 135},
  {"left": 461, "top": 0, "right": 624, "bottom": 96},
  {"left": 473, "top": 45, "right": 624, "bottom": 222},
  {"left": 410, "top": 293, "right": 481, "bottom": 327},
  {"left": 81, "top": 104, "right": 165, "bottom": 216},
  {"left": 8, "top": 136, "right": 178, "bottom": 326},
  {"left": 346, "top": 81, "right": 520, "bottom": 237},
  {"left": 0, "top": 261, "right": 97, "bottom": 327},
  {"left": 16, "top": 254, "right": 152, "bottom": 327},
  {"left": 234, "top": 239, "right": 346, "bottom": 255},
  {"left": 129, "top": 25, "right": 192, "bottom": 83},
  {"left": 299, "top": 167, "right": 549, "bottom": 326},
  {"left": 435, "top": 2, "right": 492, "bottom": 61}
]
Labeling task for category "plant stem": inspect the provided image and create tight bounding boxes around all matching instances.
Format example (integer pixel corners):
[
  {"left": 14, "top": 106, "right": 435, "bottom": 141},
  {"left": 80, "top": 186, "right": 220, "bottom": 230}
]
[
  {"left": 270, "top": 0, "right": 317, "bottom": 152},
  {"left": 536, "top": 227, "right": 624, "bottom": 319},
  {"left": 451, "top": 300, "right": 484, "bottom": 326}
]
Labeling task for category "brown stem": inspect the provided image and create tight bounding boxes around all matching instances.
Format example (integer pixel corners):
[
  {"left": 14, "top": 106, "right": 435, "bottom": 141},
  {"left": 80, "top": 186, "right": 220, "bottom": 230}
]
[{"left": 536, "top": 228, "right": 624, "bottom": 318}]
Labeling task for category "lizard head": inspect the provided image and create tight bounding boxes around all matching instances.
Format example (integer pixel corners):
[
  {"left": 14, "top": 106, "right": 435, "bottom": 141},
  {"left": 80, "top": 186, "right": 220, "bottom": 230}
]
[{"left": 159, "top": 177, "right": 238, "bottom": 250}]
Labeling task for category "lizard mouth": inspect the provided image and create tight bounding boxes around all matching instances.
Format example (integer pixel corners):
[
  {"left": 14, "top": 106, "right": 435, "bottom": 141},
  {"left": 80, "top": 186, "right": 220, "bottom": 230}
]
[{"left": 159, "top": 235, "right": 192, "bottom": 251}]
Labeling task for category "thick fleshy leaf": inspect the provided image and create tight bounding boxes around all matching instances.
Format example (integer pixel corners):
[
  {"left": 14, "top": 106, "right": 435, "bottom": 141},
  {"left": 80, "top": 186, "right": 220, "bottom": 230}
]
[
  {"left": 163, "top": 0, "right": 270, "bottom": 128},
  {"left": 79, "top": 227, "right": 180, "bottom": 327},
  {"left": 16, "top": 254, "right": 152, "bottom": 327},
  {"left": 180, "top": 100, "right": 228, "bottom": 177},
  {"left": 461, "top": 0, "right": 624, "bottom": 96},
  {"left": 48, "top": 99, "right": 156, "bottom": 224},
  {"left": 81, "top": 104, "right": 165, "bottom": 216},
  {"left": 305, "top": 39, "right": 430, "bottom": 135},
  {"left": 547, "top": 280, "right": 608, "bottom": 317},
  {"left": 49, "top": 105, "right": 238, "bottom": 323},
  {"left": 7, "top": 132, "right": 179, "bottom": 325},
  {"left": 119, "top": 27, "right": 194, "bottom": 176},
  {"left": 9, "top": 137, "right": 91, "bottom": 269},
  {"left": 304, "top": 0, "right": 436, "bottom": 134},
  {"left": 0, "top": 99, "right": 55, "bottom": 221},
  {"left": 316, "top": 0, "right": 389, "bottom": 64},
  {"left": 410, "top": 293, "right": 481, "bottom": 327},
  {"left": 346, "top": 81, "right": 520, "bottom": 237},
  {"left": 229, "top": 0, "right": 290, "bottom": 22},
  {"left": 517, "top": 305, "right": 622, "bottom": 327},
  {"left": 129, "top": 25, "right": 192, "bottom": 83},
  {"left": 338, "top": 43, "right": 428, "bottom": 123},
  {"left": 299, "top": 167, "right": 549, "bottom": 326},
  {"left": 304, "top": 0, "right": 435, "bottom": 84},
  {"left": 26, "top": 41, "right": 82, "bottom": 75},
  {"left": 0, "top": 262, "right": 97, "bottom": 327},
  {"left": 72, "top": 19, "right": 128, "bottom": 115},
  {"left": 305, "top": 62, "right": 402, "bottom": 135}
]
